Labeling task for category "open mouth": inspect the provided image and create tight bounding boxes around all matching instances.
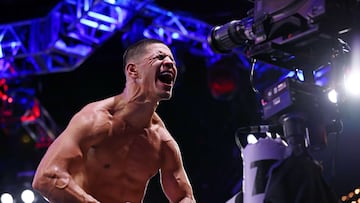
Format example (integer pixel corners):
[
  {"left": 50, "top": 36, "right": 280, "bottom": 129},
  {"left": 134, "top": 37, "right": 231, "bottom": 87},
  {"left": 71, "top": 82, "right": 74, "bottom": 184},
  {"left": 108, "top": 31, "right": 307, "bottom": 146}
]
[{"left": 157, "top": 71, "right": 174, "bottom": 85}]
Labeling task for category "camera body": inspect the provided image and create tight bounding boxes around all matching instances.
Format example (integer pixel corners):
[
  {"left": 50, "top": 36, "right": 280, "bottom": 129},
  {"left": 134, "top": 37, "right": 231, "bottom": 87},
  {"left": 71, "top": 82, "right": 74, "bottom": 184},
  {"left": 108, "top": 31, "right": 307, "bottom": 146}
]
[
  {"left": 208, "top": 0, "right": 354, "bottom": 70},
  {"left": 261, "top": 77, "right": 341, "bottom": 150}
]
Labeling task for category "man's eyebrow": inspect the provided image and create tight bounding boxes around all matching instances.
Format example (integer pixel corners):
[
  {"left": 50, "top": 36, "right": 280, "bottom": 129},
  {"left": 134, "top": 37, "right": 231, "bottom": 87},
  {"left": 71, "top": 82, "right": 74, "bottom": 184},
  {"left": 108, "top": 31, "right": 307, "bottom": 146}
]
[
  {"left": 163, "top": 51, "right": 175, "bottom": 61},
  {"left": 154, "top": 52, "right": 175, "bottom": 61}
]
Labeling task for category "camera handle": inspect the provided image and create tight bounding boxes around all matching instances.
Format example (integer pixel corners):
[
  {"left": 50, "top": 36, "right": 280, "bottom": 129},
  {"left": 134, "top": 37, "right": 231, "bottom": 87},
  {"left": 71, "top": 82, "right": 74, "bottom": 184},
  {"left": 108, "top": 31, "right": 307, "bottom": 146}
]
[{"left": 279, "top": 113, "right": 308, "bottom": 156}]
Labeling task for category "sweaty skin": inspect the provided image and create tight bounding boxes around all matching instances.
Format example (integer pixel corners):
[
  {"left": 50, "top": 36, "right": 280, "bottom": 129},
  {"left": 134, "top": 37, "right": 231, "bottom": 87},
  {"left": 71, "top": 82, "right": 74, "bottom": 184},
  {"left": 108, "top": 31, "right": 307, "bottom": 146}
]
[{"left": 32, "top": 41, "right": 196, "bottom": 203}]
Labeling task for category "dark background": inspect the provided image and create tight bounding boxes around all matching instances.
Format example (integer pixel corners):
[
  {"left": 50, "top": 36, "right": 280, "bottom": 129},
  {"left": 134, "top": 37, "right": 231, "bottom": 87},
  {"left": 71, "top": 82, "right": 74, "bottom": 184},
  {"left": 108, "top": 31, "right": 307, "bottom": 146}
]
[{"left": 1, "top": 0, "right": 360, "bottom": 202}]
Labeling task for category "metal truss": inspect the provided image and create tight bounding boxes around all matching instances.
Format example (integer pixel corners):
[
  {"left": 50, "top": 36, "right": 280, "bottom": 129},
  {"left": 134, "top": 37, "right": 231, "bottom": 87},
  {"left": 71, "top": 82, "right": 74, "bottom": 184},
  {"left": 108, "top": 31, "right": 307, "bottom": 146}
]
[
  {"left": 0, "top": 0, "right": 215, "bottom": 80},
  {"left": 0, "top": 78, "right": 58, "bottom": 148}
]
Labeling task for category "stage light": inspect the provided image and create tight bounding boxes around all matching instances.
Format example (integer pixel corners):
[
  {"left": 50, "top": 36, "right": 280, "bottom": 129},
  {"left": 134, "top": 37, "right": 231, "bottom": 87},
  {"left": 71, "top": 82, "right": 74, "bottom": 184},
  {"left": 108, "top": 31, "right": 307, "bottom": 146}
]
[
  {"left": 206, "top": 56, "right": 241, "bottom": 101},
  {"left": 0, "top": 80, "right": 58, "bottom": 149},
  {"left": 0, "top": 193, "right": 13, "bottom": 203},
  {"left": 328, "top": 89, "right": 338, "bottom": 104},
  {"left": 20, "top": 189, "right": 35, "bottom": 203},
  {"left": 207, "top": 69, "right": 237, "bottom": 100},
  {"left": 246, "top": 134, "right": 258, "bottom": 144},
  {"left": 0, "top": 181, "right": 49, "bottom": 203},
  {"left": 344, "top": 69, "right": 360, "bottom": 96},
  {"left": 0, "top": 87, "right": 37, "bottom": 126}
]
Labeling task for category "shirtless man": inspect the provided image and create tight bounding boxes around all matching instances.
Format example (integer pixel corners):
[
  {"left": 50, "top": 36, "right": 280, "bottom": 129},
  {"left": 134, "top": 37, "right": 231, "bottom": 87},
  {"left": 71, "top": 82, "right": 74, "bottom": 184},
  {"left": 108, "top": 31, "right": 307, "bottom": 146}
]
[{"left": 32, "top": 38, "right": 196, "bottom": 203}]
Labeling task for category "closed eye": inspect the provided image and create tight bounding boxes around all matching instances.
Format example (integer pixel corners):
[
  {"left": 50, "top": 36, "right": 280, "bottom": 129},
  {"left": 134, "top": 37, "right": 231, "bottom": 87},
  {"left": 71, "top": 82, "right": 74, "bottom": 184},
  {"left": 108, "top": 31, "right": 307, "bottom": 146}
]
[
  {"left": 152, "top": 54, "right": 176, "bottom": 66},
  {"left": 154, "top": 54, "right": 166, "bottom": 60}
]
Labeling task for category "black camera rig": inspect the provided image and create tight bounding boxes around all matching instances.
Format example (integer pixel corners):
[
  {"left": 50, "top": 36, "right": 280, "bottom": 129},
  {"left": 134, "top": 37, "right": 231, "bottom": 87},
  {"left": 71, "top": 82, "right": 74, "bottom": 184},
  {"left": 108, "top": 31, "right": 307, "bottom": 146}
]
[
  {"left": 212, "top": 1, "right": 358, "bottom": 202},
  {"left": 208, "top": 0, "right": 357, "bottom": 151},
  {"left": 208, "top": 0, "right": 357, "bottom": 70}
]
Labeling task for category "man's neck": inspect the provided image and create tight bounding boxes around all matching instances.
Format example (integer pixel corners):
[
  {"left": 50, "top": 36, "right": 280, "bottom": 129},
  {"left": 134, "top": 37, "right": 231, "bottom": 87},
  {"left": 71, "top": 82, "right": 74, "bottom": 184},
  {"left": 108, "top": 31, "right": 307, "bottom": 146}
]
[{"left": 117, "top": 92, "right": 159, "bottom": 129}]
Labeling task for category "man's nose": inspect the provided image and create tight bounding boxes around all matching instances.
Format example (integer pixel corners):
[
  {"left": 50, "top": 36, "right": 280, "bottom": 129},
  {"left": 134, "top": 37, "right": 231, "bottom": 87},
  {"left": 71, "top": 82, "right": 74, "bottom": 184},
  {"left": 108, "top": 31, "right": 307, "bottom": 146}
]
[{"left": 163, "top": 60, "right": 175, "bottom": 69}]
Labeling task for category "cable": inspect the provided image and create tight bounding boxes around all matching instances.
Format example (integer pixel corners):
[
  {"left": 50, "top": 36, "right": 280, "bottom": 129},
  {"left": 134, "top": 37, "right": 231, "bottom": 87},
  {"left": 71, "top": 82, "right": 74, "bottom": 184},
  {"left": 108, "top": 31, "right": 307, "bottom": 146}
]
[{"left": 249, "top": 57, "right": 260, "bottom": 94}]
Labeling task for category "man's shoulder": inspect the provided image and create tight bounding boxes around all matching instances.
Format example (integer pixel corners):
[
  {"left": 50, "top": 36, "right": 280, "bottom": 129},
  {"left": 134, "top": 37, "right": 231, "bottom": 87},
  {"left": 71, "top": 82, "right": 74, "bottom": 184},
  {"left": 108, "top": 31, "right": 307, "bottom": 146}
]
[
  {"left": 68, "top": 98, "right": 114, "bottom": 137},
  {"left": 73, "top": 97, "right": 115, "bottom": 124},
  {"left": 156, "top": 127, "right": 178, "bottom": 148},
  {"left": 79, "top": 96, "right": 115, "bottom": 113}
]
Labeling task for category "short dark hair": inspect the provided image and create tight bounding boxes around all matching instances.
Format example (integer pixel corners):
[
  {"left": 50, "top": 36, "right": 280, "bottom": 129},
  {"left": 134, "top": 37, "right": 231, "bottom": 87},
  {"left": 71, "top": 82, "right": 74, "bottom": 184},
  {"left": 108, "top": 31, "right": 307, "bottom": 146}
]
[{"left": 122, "top": 38, "right": 167, "bottom": 70}]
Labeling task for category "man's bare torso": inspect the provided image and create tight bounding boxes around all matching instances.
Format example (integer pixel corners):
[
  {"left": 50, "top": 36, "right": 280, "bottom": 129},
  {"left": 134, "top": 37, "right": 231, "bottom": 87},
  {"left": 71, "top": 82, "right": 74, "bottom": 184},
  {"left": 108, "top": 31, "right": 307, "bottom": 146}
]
[{"left": 73, "top": 98, "right": 170, "bottom": 203}]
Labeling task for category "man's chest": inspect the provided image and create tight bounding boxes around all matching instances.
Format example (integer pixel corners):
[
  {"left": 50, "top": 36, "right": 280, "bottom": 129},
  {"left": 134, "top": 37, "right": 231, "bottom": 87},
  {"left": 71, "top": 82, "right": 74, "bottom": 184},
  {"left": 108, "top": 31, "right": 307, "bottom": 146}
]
[{"left": 86, "top": 129, "right": 163, "bottom": 172}]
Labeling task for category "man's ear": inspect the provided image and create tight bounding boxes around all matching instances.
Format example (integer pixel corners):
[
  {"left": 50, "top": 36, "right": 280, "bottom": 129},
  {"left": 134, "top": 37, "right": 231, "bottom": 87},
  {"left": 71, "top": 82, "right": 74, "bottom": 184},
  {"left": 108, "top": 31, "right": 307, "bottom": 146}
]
[{"left": 125, "top": 63, "right": 138, "bottom": 78}]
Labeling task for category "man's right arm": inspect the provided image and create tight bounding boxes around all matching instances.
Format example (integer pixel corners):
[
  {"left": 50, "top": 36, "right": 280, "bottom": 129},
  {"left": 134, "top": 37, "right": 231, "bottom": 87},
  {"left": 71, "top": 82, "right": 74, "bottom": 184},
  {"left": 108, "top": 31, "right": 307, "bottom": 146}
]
[
  {"left": 32, "top": 106, "right": 108, "bottom": 202},
  {"left": 32, "top": 164, "right": 99, "bottom": 203},
  {"left": 32, "top": 135, "right": 99, "bottom": 203}
]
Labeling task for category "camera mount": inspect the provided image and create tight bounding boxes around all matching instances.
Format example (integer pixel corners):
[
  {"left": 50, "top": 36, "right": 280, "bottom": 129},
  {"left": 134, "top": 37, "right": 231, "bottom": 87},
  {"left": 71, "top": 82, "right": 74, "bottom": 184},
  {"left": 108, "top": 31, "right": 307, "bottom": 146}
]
[{"left": 213, "top": 1, "right": 358, "bottom": 202}]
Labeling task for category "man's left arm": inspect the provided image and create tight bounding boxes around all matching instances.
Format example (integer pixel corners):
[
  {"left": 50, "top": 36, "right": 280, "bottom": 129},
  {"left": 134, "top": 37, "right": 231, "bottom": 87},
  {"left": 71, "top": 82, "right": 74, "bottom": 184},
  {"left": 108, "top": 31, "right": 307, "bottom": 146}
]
[{"left": 160, "top": 139, "right": 196, "bottom": 203}]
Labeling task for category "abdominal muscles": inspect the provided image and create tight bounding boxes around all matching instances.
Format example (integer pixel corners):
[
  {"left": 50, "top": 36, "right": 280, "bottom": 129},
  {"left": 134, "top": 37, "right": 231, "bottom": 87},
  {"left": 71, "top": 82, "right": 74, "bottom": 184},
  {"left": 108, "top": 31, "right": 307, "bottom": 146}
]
[{"left": 82, "top": 131, "right": 162, "bottom": 202}]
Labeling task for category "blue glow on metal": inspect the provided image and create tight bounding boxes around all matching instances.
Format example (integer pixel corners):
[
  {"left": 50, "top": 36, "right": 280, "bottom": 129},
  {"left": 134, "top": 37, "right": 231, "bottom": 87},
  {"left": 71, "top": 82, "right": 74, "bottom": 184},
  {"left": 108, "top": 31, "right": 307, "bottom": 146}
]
[
  {"left": 104, "top": 0, "right": 116, "bottom": 4},
  {"left": 171, "top": 32, "right": 179, "bottom": 39},
  {"left": 313, "top": 65, "right": 330, "bottom": 78},
  {"left": 296, "top": 69, "right": 304, "bottom": 81},
  {"left": 84, "top": 0, "right": 90, "bottom": 11},
  {"left": 54, "top": 40, "right": 92, "bottom": 57},
  {"left": 115, "top": 7, "right": 129, "bottom": 22},
  {"left": 103, "top": 0, "right": 135, "bottom": 6},
  {"left": 315, "top": 77, "right": 329, "bottom": 87},
  {"left": 237, "top": 54, "right": 250, "bottom": 68},
  {"left": 80, "top": 18, "right": 99, "bottom": 28},
  {"left": 79, "top": 18, "right": 115, "bottom": 32},
  {"left": 313, "top": 66, "right": 331, "bottom": 87},
  {"left": 0, "top": 41, "right": 21, "bottom": 58},
  {"left": 143, "top": 29, "right": 152, "bottom": 39},
  {"left": 11, "top": 42, "right": 18, "bottom": 50},
  {"left": 279, "top": 71, "right": 296, "bottom": 80},
  {"left": 0, "top": 31, "right": 4, "bottom": 41},
  {"left": 0, "top": 45, "right": 3, "bottom": 58},
  {"left": 87, "top": 11, "right": 118, "bottom": 24},
  {"left": 146, "top": 4, "right": 171, "bottom": 16},
  {"left": 158, "top": 27, "right": 164, "bottom": 36}
]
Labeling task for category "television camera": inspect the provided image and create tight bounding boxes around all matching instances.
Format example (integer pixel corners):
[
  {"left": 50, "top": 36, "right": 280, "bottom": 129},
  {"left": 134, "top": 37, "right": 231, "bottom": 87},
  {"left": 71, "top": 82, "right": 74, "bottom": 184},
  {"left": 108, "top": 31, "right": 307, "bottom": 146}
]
[
  {"left": 208, "top": 1, "right": 360, "bottom": 202},
  {"left": 208, "top": 0, "right": 356, "bottom": 69},
  {"left": 207, "top": 0, "right": 357, "bottom": 151}
]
